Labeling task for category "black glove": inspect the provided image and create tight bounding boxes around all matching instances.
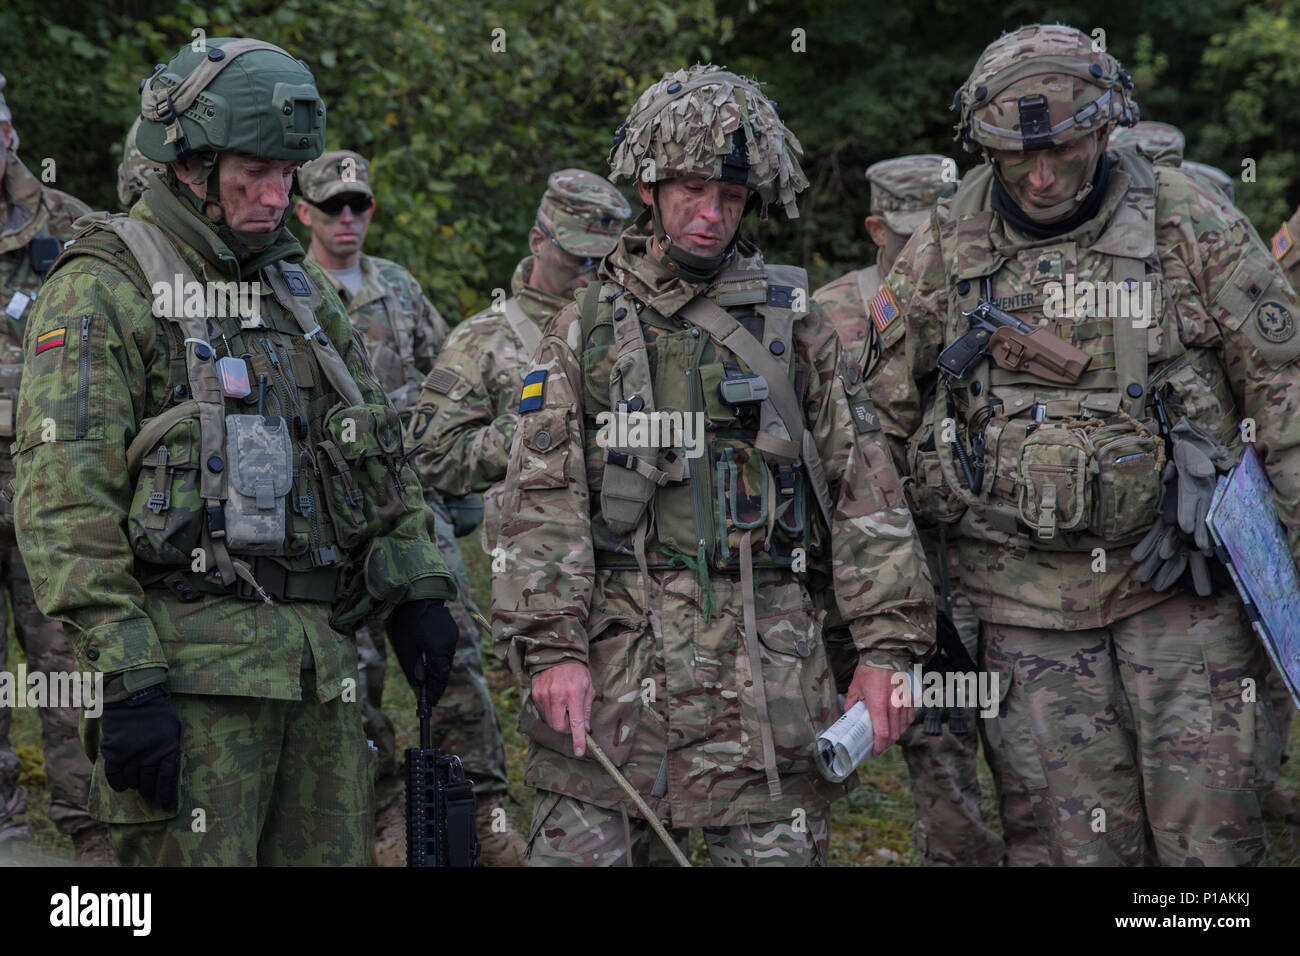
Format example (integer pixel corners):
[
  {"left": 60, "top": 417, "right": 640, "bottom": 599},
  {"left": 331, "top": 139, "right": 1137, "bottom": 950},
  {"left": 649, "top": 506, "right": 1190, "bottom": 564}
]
[
  {"left": 389, "top": 599, "right": 459, "bottom": 706},
  {"left": 99, "top": 684, "right": 182, "bottom": 812}
]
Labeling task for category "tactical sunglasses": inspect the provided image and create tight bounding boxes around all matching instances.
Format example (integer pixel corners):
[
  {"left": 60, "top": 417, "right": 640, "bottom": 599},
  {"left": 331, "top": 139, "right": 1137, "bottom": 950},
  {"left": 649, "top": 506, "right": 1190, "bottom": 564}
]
[{"left": 307, "top": 194, "right": 374, "bottom": 217}]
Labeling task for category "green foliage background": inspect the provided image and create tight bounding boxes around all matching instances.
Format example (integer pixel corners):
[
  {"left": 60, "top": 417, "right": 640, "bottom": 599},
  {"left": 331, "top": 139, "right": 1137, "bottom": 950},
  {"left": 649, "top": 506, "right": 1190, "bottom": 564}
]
[{"left": 3, "top": 0, "right": 1299, "bottom": 313}]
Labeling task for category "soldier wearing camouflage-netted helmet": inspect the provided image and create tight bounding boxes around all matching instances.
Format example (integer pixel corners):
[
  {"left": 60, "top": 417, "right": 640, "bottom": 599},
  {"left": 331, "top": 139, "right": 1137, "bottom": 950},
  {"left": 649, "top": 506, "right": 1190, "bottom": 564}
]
[
  {"left": 117, "top": 116, "right": 164, "bottom": 209},
  {"left": 868, "top": 23, "right": 1300, "bottom": 865},
  {"left": 15, "top": 38, "right": 456, "bottom": 866},
  {"left": 493, "top": 65, "right": 934, "bottom": 866}
]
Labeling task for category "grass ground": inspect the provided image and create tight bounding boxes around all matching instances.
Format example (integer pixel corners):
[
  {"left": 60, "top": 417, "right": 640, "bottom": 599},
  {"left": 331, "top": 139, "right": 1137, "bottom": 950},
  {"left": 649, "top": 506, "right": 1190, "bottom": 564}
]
[{"left": 6, "top": 534, "right": 1299, "bottom": 865}]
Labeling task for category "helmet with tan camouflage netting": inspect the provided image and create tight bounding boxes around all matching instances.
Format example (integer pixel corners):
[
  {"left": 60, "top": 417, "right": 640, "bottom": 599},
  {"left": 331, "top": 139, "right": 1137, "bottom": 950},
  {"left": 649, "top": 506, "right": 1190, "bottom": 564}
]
[
  {"left": 953, "top": 24, "right": 1138, "bottom": 153},
  {"left": 608, "top": 64, "right": 808, "bottom": 220}
]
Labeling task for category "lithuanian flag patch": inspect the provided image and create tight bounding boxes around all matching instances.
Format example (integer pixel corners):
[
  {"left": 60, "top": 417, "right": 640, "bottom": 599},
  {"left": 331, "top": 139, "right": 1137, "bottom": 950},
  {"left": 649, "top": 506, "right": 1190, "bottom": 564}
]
[
  {"left": 869, "top": 285, "right": 901, "bottom": 333},
  {"left": 518, "top": 369, "right": 547, "bottom": 413},
  {"left": 34, "top": 326, "right": 67, "bottom": 355}
]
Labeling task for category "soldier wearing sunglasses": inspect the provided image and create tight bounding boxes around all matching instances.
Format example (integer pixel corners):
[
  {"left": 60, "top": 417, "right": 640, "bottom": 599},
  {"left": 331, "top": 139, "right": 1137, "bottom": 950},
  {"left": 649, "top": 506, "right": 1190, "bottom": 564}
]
[{"left": 296, "top": 149, "right": 526, "bottom": 866}]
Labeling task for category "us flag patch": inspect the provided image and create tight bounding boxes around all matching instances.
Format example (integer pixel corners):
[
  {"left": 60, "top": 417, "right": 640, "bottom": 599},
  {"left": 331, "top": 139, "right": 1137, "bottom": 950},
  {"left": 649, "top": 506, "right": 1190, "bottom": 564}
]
[
  {"left": 34, "top": 327, "right": 66, "bottom": 355},
  {"left": 869, "top": 285, "right": 900, "bottom": 332},
  {"left": 1273, "top": 222, "right": 1292, "bottom": 261}
]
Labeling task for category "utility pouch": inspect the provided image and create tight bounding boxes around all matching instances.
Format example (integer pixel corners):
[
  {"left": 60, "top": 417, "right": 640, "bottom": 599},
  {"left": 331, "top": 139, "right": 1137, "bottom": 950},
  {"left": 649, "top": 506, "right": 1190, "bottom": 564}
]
[
  {"left": 1089, "top": 423, "right": 1163, "bottom": 540},
  {"left": 316, "top": 403, "right": 410, "bottom": 549},
  {"left": 127, "top": 416, "right": 205, "bottom": 566},
  {"left": 600, "top": 353, "right": 658, "bottom": 536},
  {"left": 905, "top": 406, "right": 967, "bottom": 524},
  {"left": 1016, "top": 425, "right": 1092, "bottom": 539},
  {"left": 224, "top": 414, "right": 293, "bottom": 553}
]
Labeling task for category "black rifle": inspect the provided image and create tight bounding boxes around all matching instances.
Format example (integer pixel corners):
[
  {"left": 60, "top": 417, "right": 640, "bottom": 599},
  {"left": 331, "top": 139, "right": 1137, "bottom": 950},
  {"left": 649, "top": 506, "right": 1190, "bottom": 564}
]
[{"left": 405, "top": 662, "right": 480, "bottom": 867}]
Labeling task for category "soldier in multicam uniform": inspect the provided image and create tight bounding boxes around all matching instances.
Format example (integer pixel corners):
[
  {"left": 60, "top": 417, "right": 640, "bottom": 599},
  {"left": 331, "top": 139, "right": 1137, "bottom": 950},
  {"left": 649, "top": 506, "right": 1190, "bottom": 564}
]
[
  {"left": 13, "top": 38, "right": 457, "bottom": 865},
  {"left": 813, "top": 154, "right": 1023, "bottom": 867},
  {"left": 0, "top": 70, "right": 113, "bottom": 864},
  {"left": 117, "top": 116, "right": 163, "bottom": 210},
  {"left": 1109, "top": 120, "right": 1238, "bottom": 203},
  {"left": 493, "top": 65, "right": 935, "bottom": 866},
  {"left": 870, "top": 24, "right": 1300, "bottom": 865},
  {"left": 296, "top": 148, "right": 526, "bottom": 865},
  {"left": 1116, "top": 124, "right": 1297, "bottom": 822},
  {"left": 406, "top": 168, "right": 631, "bottom": 560}
]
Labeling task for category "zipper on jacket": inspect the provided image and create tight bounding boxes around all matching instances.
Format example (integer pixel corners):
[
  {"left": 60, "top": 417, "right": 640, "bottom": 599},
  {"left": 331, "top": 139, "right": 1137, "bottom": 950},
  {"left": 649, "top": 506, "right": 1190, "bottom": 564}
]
[{"left": 76, "top": 316, "right": 92, "bottom": 439}]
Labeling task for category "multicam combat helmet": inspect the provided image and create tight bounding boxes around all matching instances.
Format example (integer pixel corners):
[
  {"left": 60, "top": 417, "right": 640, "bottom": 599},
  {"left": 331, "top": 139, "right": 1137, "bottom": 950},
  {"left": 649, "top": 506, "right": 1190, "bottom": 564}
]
[
  {"left": 608, "top": 64, "right": 807, "bottom": 278},
  {"left": 953, "top": 24, "right": 1137, "bottom": 154},
  {"left": 1108, "top": 121, "right": 1185, "bottom": 166},
  {"left": 117, "top": 116, "right": 165, "bottom": 208}
]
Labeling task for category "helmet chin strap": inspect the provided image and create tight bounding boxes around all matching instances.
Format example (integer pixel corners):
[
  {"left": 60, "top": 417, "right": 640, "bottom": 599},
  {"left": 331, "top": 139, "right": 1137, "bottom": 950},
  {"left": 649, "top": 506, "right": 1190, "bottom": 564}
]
[{"left": 649, "top": 185, "right": 737, "bottom": 282}]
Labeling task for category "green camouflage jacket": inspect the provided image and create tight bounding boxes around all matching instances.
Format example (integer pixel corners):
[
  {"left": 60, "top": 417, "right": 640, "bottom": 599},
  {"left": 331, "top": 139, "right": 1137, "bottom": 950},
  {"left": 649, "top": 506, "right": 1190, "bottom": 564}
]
[
  {"left": 491, "top": 222, "right": 935, "bottom": 827},
  {"left": 14, "top": 183, "right": 451, "bottom": 704},
  {"left": 871, "top": 154, "right": 1300, "bottom": 629},
  {"left": 312, "top": 251, "right": 449, "bottom": 416}
]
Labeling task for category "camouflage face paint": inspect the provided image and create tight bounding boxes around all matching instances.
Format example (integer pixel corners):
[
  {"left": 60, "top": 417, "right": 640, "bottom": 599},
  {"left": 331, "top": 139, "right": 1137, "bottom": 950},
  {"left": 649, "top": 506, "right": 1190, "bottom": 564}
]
[{"left": 991, "top": 130, "right": 1104, "bottom": 219}]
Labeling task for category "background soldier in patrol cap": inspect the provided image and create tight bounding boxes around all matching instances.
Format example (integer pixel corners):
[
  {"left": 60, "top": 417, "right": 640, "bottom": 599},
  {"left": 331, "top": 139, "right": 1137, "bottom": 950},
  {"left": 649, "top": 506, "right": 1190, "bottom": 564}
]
[
  {"left": 295, "top": 148, "right": 525, "bottom": 864},
  {"left": 0, "top": 69, "right": 111, "bottom": 864},
  {"left": 1109, "top": 120, "right": 1237, "bottom": 203},
  {"left": 814, "top": 154, "right": 1025, "bottom": 867},
  {"left": 493, "top": 65, "right": 935, "bottom": 866},
  {"left": 14, "top": 38, "right": 457, "bottom": 866},
  {"left": 407, "top": 167, "right": 630, "bottom": 560},
  {"left": 117, "top": 116, "right": 163, "bottom": 211},
  {"left": 871, "top": 24, "right": 1300, "bottom": 865}
]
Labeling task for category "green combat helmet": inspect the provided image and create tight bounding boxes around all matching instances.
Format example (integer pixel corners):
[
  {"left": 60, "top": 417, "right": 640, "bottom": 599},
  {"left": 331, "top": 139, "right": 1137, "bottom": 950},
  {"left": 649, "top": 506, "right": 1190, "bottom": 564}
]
[
  {"left": 1108, "top": 120, "right": 1185, "bottom": 166},
  {"left": 608, "top": 64, "right": 808, "bottom": 279},
  {"left": 866, "top": 154, "right": 957, "bottom": 236},
  {"left": 135, "top": 38, "right": 325, "bottom": 244},
  {"left": 117, "top": 116, "right": 165, "bottom": 208},
  {"left": 952, "top": 24, "right": 1137, "bottom": 221},
  {"left": 536, "top": 168, "right": 630, "bottom": 258}
]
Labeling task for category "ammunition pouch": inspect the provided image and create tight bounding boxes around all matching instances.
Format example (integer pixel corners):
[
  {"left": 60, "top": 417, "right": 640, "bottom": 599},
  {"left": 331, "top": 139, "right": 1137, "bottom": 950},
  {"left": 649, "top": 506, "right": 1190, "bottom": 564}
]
[
  {"left": 127, "top": 414, "right": 205, "bottom": 567},
  {"left": 224, "top": 413, "right": 293, "bottom": 553},
  {"left": 906, "top": 400, "right": 968, "bottom": 525},
  {"left": 316, "top": 402, "right": 412, "bottom": 549}
]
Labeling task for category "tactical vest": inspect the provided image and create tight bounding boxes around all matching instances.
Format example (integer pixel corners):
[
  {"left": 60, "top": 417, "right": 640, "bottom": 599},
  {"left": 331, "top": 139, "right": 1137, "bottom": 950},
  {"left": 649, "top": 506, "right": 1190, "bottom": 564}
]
[
  {"left": 914, "top": 151, "right": 1240, "bottom": 547},
  {"left": 52, "top": 213, "right": 412, "bottom": 603},
  {"left": 578, "top": 265, "right": 833, "bottom": 589}
]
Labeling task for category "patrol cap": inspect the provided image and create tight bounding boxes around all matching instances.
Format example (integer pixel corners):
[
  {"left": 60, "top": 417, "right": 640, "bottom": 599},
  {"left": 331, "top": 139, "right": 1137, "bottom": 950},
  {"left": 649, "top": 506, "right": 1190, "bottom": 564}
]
[
  {"left": 1108, "top": 121, "right": 1185, "bottom": 166},
  {"left": 118, "top": 116, "right": 166, "bottom": 208},
  {"left": 535, "top": 168, "right": 631, "bottom": 257},
  {"left": 297, "top": 149, "right": 373, "bottom": 203},
  {"left": 1181, "top": 160, "right": 1235, "bottom": 204},
  {"left": 866, "top": 154, "right": 957, "bottom": 236}
]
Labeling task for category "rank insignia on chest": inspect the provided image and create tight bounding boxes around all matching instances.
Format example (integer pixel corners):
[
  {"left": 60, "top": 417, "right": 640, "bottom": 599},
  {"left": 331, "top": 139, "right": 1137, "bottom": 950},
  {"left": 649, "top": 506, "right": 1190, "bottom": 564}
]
[
  {"left": 1273, "top": 223, "right": 1293, "bottom": 261},
  {"left": 519, "top": 369, "right": 547, "bottom": 413},
  {"left": 34, "top": 326, "right": 66, "bottom": 355},
  {"left": 869, "top": 285, "right": 900, "bottom": 333}
]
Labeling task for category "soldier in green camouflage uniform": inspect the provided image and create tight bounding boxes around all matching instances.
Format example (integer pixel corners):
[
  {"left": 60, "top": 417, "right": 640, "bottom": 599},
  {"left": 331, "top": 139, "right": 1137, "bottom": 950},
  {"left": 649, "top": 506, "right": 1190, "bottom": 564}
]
[
  {"left": 13, "top": 39, "right": 456, "bottom": 866},
  {"left": 813, "top": 155, "right": 1023, "bottom": 866},
  {"left": 870, "top": 25, "right": 1297, "bottom": 865},
  {"left": 117, "top": 116, "right": 163, "bottom": 211},
  {"left": 493, "top": 66, "right": 935, "bottom": 866},
  {"left": 296, "top": 149, "right": 524, "bottom": 864},
  {"left": 0, "top": 70, "right": 112, "bottom": 863},
  {"left": 406, "top": 169, "right": 631, "bottom": 560}
]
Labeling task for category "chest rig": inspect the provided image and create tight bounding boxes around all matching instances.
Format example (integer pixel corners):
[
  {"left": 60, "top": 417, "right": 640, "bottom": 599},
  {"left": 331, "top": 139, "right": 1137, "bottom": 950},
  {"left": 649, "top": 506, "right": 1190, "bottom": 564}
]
[
  {"left": 580, "top": 265, "right": 833, "bottom": 592},
  {"left": 927, "top": 153, "right": 1185, "bottom": 546},
  {"left": 62, "top": 213, "right": 410, "bottom": 603}
]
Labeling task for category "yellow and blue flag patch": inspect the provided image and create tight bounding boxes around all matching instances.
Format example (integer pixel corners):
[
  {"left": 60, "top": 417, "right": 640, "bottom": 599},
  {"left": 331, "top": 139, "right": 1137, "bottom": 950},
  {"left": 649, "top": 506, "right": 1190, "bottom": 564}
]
[
  {"left": 519, "top": 369, "right": 547, "bottom": 413},
  {"left": 34, "top": 326, "right": 66, "bottom": 355}
]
